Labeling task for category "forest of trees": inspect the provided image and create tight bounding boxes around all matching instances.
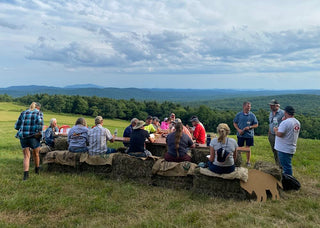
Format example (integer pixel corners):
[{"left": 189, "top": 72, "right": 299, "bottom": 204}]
[{"left": 1, "top": 93, "right": 319, "bottom": 139}]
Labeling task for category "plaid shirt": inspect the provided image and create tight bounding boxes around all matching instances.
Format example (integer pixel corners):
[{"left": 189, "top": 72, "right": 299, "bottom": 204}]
[
  {"left": 88, "top": 124, "right": 113, "bottom": 155},
  {"left": 15, "top": 109, "right": 44, "bottom": 139}
]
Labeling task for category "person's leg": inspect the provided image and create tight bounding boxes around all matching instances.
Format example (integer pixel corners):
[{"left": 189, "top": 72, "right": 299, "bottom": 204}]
[
  {"left": 245, "top": 138, "right": 254, "bottom": 165},
  {"left": 237, "top": 136, "right": 245, "bottom": 147},
  {"left": 278, "top": 151, "right": 293, "bottom": 175},
  {"left": 106, "top": 148, "right": 116, "bottom": 154},
  {"left": 32, "top": 147, "right": 40, "bottom": 174},
  {"left": 268, "top": 134, "right": 279, "bottom": 165},
  {"left": 23, "top": 147, "right": 30, "bottom": 180}
]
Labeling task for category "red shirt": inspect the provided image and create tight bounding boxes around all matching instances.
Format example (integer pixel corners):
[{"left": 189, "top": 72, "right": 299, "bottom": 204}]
[{"left": 193, "top": 123, "right": 206, "bottom": 144}]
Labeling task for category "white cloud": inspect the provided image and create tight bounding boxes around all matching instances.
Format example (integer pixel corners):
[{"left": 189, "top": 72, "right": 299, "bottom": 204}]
[{"left": 1, "top": 0, "right": 320, "bottom": 88}]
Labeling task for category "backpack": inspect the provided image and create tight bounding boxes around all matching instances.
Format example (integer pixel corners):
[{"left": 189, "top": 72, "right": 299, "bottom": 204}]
[
  {"left": 282, "top": 173, "right": 301, "bottom": 191},
  {"left": 216, "top": 138, "right": 231, "bottom": 163}
]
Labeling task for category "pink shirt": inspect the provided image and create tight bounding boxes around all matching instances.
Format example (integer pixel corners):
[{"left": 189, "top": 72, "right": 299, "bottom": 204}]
[{"left": 160, "top": 121, "right": 169, "bottom": 130}]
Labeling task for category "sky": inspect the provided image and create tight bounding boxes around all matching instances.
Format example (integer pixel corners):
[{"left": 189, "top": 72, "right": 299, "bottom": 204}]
[{"left": 1, "top": 0, "right": 320, "bottom": 89}]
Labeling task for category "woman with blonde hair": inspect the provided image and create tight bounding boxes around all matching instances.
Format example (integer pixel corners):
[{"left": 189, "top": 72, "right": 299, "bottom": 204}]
[
  {"left": 164, "top": 122, "right": 195, "bottom": 162},
  {"left": 208, "top": 123, "right": 238, "bottom": 174}
]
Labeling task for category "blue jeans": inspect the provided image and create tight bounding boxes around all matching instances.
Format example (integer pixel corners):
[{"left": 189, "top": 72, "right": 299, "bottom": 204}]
[
  {"left": 207, "top": 162, "right": 235, "bottom": 174},
  {"left": 68, "top": 146, "right": 88, "bottom": 153},
  {"left": 278, "top": 151, "right": 293, "bottom": 175},
  {"left": 20, "top": 137, "right": 40, "bottom": 149}
]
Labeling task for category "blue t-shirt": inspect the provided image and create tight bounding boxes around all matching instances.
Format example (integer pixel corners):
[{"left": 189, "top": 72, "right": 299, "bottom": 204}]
[{"left": 233, "top": 111, "right": 258, "bottom": 138}]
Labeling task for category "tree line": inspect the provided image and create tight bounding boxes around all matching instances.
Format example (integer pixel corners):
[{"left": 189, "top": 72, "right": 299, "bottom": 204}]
[{"left": 1, "top": 93, "right": 319, "bottom": 139}]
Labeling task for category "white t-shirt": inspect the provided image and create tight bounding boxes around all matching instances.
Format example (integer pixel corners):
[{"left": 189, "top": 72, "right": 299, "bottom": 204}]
[
  {"left": 275, "top": 117, "right": 300, "bottom": 154},
  {"left": 209, "top": 137, "right": 238, "bottom": 167}
]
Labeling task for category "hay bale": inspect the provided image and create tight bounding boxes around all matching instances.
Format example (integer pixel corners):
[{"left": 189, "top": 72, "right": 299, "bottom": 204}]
[
  {"left": 46, "top": 163, "right": 80, "bottom": 173},
  {"left": 234, "top": 152, "right": 242, "bottom": 167},
  {"left": 79, "top": 163, "right": 112, "bottom": 176},
  {"left": 192, "top": 169, "right": 249, "bottom": 200},
  {"left": 152, "top": 175, "right": 193, "bottom": 190},
  {"left": 145, "top": 144, "right": 167, "bottom": 157},
  {"left": 254, "top": 161, "right": 282, "bottom": 181},
  {"left": 110, "top": 153, "right": 155, "bottom": 184},
  {"left": 191, "top": 147, "right": 209, "bottom": 164},
  {"left": 54, "top": 137, "right": 68, "bottom": 150}
]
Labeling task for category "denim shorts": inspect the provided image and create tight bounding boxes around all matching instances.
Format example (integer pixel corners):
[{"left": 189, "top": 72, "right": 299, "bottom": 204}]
[{"left": 20, "top": 137, "right": 40, "bottom": 149}]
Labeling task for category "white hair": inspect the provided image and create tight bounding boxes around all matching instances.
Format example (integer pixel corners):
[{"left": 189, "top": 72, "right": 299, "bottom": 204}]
[{"left": 50, "top": 118, "right": 57, "bottom": 126}]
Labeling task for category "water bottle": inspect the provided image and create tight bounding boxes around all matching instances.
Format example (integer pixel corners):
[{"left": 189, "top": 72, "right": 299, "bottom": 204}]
[
  {"left": 273, "top": 117, "right": 278, "bottom": 127},
  {"left": 114, "top": 128, "right": 118, "bottom": 136},
  {"left": 206, "top": 134, "right": 211, "bottom": 146}
]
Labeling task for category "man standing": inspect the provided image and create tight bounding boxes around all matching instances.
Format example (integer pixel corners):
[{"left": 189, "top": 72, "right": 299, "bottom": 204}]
[
  {"left": 268, "top": 99, "right": 285, "bottom": 165},
  {"left": 15, "top": 102, "right": 44, "bottom": 180},
  {"left": 88, "top": 116, "right": 116, "bottom": 156},
  {"left": 274, "top": 106, "right": 300, "bottom": 175},
  {"left": 233, "top": 101, "right": 258, "bottom": 167},
  {"left": 123, "top": 118, "right": 139, "bottom": 147}
]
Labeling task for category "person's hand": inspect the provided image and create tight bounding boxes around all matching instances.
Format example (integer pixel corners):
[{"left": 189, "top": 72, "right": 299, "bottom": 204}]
[
  {"left": 237, "top": 129, "right": 244, "bottom": 135},
  {"left": 273, "top": 127, "right": 278, "bottom": 133}
]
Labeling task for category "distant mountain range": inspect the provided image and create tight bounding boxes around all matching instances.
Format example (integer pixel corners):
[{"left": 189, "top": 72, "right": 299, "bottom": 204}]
[{"left": 1, "top": 85, "right": 320, "bottom": 102}]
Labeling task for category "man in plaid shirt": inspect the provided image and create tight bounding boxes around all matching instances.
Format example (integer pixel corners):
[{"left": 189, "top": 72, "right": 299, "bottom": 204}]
[
  {"left": 88, "top": 116, "right": 116, "bottom": 156},
  {"left": 15, "top": 102, "right": 44, "bottom": 180}
]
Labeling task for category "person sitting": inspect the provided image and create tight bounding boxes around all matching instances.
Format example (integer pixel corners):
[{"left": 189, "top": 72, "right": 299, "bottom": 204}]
[
  {"left": 123, "top": 118, "right": 139, "bottom": 147},
  {"left": 160, "top": 117, "right": 170, "bottom": 130},
  {"left": 68, "top": 117, "right": 88, "bottom": 153},
  {"left": 152, "top": 116, "right": 161, "bottom": 130},
  {"left": 127, "top": 120, "right": 154, "bottom": 157},
  {"left": 208, "top": 123, "right": 238, "bottom": 174},
  {"left": 164, "top": 122, "right": 195, "bottom": 162},
  {"left": 88, "top": 116, "right": 116, "bottom": 156},
  {"left": 170, "top": 118, "right": 193, "bottom": 140},
  {"left": 44, "top": 118, "right": 59, "bottom": 148},
  {"left": 189, "top": 116, "right": 206, "bottom": 144},
  {"left": 144, "top": 116, "right": 156, "bottom": 134}
]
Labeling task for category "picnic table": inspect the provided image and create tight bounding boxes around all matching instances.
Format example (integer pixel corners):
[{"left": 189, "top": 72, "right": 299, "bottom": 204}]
[{"left": 114, "top": 135, "right": 249, "bottom": 166}]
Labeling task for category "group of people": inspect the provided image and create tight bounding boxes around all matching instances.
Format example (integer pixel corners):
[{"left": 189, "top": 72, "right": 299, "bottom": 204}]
[
  {"left": 210, "top": 100, "right": 300, "bottom": 176},
  {"left": 15, "top": 99, "right": 300, "bottom": 180},
  {"left": 122, "top": 114, "right": 206, "bottom": 160}
]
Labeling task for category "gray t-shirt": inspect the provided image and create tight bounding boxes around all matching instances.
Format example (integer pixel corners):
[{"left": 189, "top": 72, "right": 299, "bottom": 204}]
[
  {"left": 269, "top": 109, "right": 285, "bottom": 135},
  {"left": 209, "top": 137, "right": 238, "bottom": 167}
]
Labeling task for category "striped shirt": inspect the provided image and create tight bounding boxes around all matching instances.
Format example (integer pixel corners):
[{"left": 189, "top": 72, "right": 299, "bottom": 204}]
[
  {"left": 88, "top": 124, "right": 113, "bottom": 155},
  {"left": 15, "top": 109, "right": 44, "bottom": 139}
]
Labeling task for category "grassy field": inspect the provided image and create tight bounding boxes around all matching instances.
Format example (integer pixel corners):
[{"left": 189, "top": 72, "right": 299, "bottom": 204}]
[{"left": 0, "top": 102, "right": 319, "bottom": 227}]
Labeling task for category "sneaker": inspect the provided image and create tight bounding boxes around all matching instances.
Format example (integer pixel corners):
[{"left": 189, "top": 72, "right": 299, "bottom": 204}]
[{"left": 246, "top": 162, "right": 251, "bottom": 167}]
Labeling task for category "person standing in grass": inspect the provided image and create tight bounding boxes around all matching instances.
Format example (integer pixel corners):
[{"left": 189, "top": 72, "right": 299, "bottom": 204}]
[
  {"left": 68, "top": 117, "right": 89, "bottom": 153},
  {"left": 15, "top": 102, "right": 44, "bottom": 180},
  {"left": 268, "top": 99, "right": 285, "bottom": 165},
  {"left": 88, "top": 116, "right": 116, "bottom": 155},
  {"left": 233, "top": 101, "right": 258, "bottom": 167},
  {"left": 274, "top": 106, "right": 300, "bottom": 175}
]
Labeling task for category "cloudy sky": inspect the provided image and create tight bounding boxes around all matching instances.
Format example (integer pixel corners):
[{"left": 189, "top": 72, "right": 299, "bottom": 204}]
[{"left": 1, "top": 0, "right": 320, "bottom": 89}]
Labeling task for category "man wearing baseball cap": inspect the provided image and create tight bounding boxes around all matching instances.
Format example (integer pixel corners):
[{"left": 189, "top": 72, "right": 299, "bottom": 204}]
[
  {"left": 268, "top": 99, "right": 285, "bottom": 165},
  {"left": 274, "top": 106, "right": 301, "bottom": 175}
]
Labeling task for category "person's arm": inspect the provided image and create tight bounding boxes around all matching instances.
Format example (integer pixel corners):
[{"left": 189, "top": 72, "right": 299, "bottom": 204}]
[
  {"left": 274, "top": 127, "right": 285, "bottom": 137},
  {"left": 106, "top": 129, "right": 115, "bottom": 143},
  {"left": 209, "top": 146, "right": 215, "bottom": 162},
  {"left": 45, "top": 129, "right": 54, "bottom": 145},
  {"left": 243, "top": 123, "right": 258, "bottom": 131},
  {"left": 14, "top": 113, "right": 23, "bottom": 130},
  {"left": 148, "top": 137, "right": 155, "bottom": 143},
  {"left": 233, "top": 122, "right": 243, "bottom": 135},
  {"left": 233, "top": 148, "right": 238, "bottom": 161}
]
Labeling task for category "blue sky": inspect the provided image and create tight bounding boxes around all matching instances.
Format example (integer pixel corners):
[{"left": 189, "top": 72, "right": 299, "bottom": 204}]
[{"left": 1, "top": 0, "right": 320, "bottom": 89}]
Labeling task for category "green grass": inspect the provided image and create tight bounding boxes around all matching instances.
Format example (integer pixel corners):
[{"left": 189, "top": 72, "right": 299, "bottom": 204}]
[{"left": 0, "top": 102, "right": 320, "bottom": 227}]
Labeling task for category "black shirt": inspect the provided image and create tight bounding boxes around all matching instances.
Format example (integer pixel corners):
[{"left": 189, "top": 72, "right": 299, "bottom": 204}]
[{"left": 128, "top": 129, "right": 150, "bottom": 152}]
